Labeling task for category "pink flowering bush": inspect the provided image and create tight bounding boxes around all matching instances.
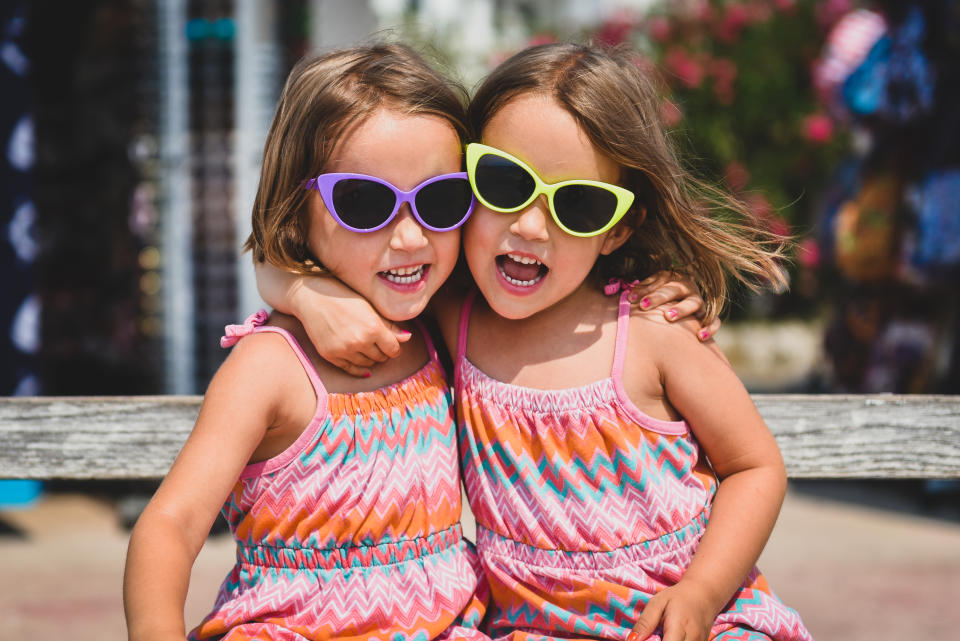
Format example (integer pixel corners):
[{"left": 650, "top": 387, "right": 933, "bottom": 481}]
[{"left": 584, "top": 0, "right": 851, "bottom": 315}]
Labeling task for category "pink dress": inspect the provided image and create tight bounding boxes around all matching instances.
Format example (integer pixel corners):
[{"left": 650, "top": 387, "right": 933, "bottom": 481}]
[
  {"left": 454, "top": 291, "right": 812, "bottom": 641},
  {"left": 190, "top": 311, "right": 488, "bottom": 641}
]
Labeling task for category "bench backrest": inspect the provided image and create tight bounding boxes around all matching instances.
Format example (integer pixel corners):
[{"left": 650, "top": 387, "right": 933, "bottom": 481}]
[{"left": 1, "top": 395, "right": 959, "bottom": 479}]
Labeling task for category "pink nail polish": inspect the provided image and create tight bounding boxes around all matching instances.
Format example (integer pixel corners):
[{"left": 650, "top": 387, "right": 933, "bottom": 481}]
[
  {"left": 699, "top": 330, "right": 709, "bottom": 340},
  {"left": 627, "top": 633, "right": 640, "bottom": 641},
  {"left": 640, "top": 297, "right": 651, "bottom": 309},
  {"left": 363, "top": 372, "right": 371, "bottom": 378},
  {"left": 399, "top": 330, "right": 412, "bottom": 338},
  {"left": 627, "top": 293, "right": 639, "bottom": 303},
  {"left": 667, "top": 308, "right": 677, "bottom": 319}
]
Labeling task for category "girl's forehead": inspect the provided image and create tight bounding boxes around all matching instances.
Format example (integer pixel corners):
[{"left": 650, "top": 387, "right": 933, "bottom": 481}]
[
  {"left": 481, "top": 94, "right": 617, "bottom": 182},
  {"left": 326, "top": 108, "right": 462, "bottom": 182}
]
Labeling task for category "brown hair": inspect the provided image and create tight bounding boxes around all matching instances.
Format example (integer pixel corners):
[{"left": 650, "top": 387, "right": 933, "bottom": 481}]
[
  {"left": 245, "top": 42, "right": 469, "bottom": 274},
  {"left": 468, "top": 42, "right": 788, "bottom": 321}
]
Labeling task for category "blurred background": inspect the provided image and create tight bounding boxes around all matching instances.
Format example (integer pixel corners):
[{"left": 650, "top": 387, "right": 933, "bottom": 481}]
[{"left": 1, "top": 0, "right": 959, "bottom": 639}]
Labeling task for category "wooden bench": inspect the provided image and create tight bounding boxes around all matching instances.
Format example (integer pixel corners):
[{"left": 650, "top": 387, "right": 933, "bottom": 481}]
[{"left": 1, "top": 395, "right": 959, "bottom": 480}]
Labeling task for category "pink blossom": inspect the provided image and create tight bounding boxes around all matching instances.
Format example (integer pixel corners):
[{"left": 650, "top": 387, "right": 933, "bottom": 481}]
[
  {"left": 797, "top": 237, "right": 821, "bottom": 268},
  {"left": 715, "top": 3, "right": 750, "bottom": 43},
  {"left": 648, "top": 16, "right": 671, "bottom": 42},
  {"left": 747, "top": 1, "right": 773, "bottom": 25},
  {"left": 803, "top": 113, "right": 833, "bottom": 144},
  {"left": 664, "top": 48, "right": 704, "bottom": 89},
  {"left": 708, "top": 58, "right": 738, "bottom": 104},
  {"left": 816, "top": 0, "right": 854, "bottom": 29},
  {"left": 527, "top": 33, "right": 557, "bottom": 47},
  {"left": 745, "top": 193, "right": 773, "bottom": 220},
  {"left": 724, "top": 162, "right": 750, "bottom": 192},
  {"left": 769, "top": 216, "right": 790, "bottom": 238},
  {"left": 661, "top": 100, "right": 684, "bottom": 127},
  {"left": 596, "top": 11, "right": 636, "bottom": 46}
]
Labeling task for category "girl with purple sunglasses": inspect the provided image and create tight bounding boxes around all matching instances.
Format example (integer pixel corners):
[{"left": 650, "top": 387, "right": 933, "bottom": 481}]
[{"left": 124, "top": 43, "right": 490, "bottom": 641}]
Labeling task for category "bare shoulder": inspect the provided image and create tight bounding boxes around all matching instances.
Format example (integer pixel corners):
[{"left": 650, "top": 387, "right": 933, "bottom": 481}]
[
  {"left": 628, "top": 306, "right": 727, "bottom": 368},
  {"left": 212, "top": 313, "right": 314, "bottom": 416}
]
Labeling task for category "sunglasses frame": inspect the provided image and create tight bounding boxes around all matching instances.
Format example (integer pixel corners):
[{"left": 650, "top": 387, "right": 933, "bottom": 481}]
[
  {"left": 465, "top": 143, "right": 635, "bottom": 238},
  {"left": 303, "top": 172, "right": 475, "bottom": 233}
]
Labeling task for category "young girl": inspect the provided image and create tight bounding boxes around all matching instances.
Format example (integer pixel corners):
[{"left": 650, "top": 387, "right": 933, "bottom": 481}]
[
  {"left": 122, "top": 44, "right": 491, "bottom": 641},
  {"left": 260, "top": 43, "right": 813, "bottom": 641}
]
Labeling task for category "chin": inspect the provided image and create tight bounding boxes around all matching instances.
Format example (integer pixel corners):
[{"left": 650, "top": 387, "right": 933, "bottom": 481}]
[
  {"left": 482, "top": 295, "right": 539, "bottom": 321},
  {"left": 377, "top": 297, "right": 429, "bottom": 322}
]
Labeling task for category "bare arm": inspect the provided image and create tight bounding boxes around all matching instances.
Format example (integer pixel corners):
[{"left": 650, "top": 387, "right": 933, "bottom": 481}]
[
  {"left": 630, "top": 326, "right": 785, "bottom": 641},
  {"left": 255, "top": 261, "right": 411, "bottom": 377},
  {"left": 123, "top": 336, "right": 289, "bottom": 641}
]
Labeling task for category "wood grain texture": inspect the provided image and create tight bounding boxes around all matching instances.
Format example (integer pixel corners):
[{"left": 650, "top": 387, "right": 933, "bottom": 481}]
[{"left": 1, "top": 395, "right": 958, "bottom": 479}]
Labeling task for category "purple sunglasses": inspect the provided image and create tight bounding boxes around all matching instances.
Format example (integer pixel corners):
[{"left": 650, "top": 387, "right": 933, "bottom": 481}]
[{"left": 304, "top": 172, "right": 475, "bottom": 233}]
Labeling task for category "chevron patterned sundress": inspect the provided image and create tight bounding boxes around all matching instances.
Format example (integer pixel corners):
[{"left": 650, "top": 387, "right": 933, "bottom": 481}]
[
  {"left": 190, "top": 313, "right": 488, "bottom": 641},
  {"left": 454, "top": 291, "right": 812, "bottom": 641}
]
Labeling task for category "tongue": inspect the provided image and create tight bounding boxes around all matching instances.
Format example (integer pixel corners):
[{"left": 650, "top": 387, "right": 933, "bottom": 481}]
[{"left": 501, "top": 256, "right": 541, "bottom": 282}]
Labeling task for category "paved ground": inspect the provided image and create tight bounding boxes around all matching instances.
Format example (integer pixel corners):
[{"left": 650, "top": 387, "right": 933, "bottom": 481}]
[{"left": 1, "top": 484, "right": 959, "bottom": 641}]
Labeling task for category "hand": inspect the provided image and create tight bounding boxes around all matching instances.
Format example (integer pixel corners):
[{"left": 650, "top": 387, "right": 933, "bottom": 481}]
[
  {"left": 295, "top": 277, "right": 412, "bottom": 377},
  {"left": 628, "top": 582, "right": 716, "bottom": 641},
  {"left": 629, "top": 272, "right": 721, "bottom": 342}
]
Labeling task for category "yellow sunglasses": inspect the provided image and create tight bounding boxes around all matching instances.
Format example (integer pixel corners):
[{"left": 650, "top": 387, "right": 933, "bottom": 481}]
[{"left": 465, "top": 143, "right": 635, "bottom": 238}]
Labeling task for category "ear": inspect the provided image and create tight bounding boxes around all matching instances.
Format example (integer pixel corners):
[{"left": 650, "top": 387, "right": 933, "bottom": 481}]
[{"left": 599, "top": 205, "right": 642, "bottom": 255}]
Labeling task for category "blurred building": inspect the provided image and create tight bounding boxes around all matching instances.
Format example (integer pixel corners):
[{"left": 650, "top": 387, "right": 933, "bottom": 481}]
[{"left": 20, "top": 0, "right": 652, "bottom": 395}]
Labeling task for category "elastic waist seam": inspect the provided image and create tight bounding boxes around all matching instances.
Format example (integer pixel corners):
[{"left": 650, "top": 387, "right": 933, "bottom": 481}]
[{"left": 238, "top": 523, "right": 463, "bottom": 570}]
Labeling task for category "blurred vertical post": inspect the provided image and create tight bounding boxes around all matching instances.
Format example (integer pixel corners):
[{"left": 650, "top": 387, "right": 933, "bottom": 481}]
[
  {"left": 0, "top": 1, "right": 42, "bottom": 506},
  {"left": 158, "top": 0, "right": 195, "bottom": 394},
  {"left": 308, "top": 0, "right": 376, "bottom": 48},
  {"left": 233, "top": 0, "right": 278, "bottom": 316}
]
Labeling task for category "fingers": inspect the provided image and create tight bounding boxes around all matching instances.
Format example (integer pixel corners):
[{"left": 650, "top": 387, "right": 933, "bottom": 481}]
[
  {"left": 633, "top": 283, "right": 694, "bottom": 311},
  {"left": 629, "top": 597, "right": 666, "bottom": 641},
  {"left": 698, "top": 317, "right": 721, "bottom": 342},
  {"left": 330, "top": 358, "right": 373, "bottom": 378},
  {"left": 659, "top": 297, "right": 704, "bottom": 323}
]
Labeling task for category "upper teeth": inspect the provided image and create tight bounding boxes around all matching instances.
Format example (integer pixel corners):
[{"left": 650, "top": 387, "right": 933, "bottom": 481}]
[
  {"left": 387, "top": 266, "right": 422, "bottom": 276},
  {"left": 508, "top": 253, "right": 542, "bottom": 265},
  {"left": 383, "top": 265, "right": 425, "bottom": 284}
]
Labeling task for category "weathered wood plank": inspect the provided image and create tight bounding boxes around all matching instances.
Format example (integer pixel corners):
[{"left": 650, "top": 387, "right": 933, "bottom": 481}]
[
  {"left": 756, "top": 395, "right": 960, "bottom": 479},
  {"left": 0, "top": 396, "right": 200, "bottom": 480},
  {"left": 1, "top": 395, "right": 959, "bottom": 479}
]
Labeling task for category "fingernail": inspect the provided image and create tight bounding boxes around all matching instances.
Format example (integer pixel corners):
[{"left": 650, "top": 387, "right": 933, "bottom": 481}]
[
  {"left": 627, "top": 633, "right": 640, "bottom": 641},
  {"left": 399, "top": 330, "right": 412, "bottom": 338},
  {"left": 666, "top": 308, "right": 677, "bottom": 319},
  {"left": 363, "top": 372, "right": 371, "bottom": 378},
  {"left": 699, "top": 330, "right": 710, "bottom": 340},
  {"left": 627, "top": 293, "right": 639, "bottom": 303},
  {"left": 640, "top": 297, "right": 651, "bottom": 309}
]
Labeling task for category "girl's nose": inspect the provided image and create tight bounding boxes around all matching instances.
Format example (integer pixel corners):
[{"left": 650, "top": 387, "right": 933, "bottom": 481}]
[
  {"left": 389, "top": 207, "right": 429, "bottom": 251},
  {"left": 509, "top": 197, "right": 550, "bottom": 242}
]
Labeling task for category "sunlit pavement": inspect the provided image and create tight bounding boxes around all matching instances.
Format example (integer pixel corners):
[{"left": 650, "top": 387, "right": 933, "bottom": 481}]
[{"left": 2, "top": 486, "right": 959, "bottom": 641}]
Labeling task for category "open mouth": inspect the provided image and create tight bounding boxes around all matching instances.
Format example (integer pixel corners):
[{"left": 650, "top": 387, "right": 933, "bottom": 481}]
[
  {"left": 380, "top": 264, "right": 426, "bottom": 285},
  {"left": 496, "top": 253, "right": 548, "bottom": 288}
]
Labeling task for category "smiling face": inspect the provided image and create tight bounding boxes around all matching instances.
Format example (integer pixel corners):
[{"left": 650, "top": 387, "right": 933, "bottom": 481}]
[
  {"left": 306, "top": 107, "right": 462, "bottom": 321},
  {"left": 463, "top": 93, "right": 632, "bottom": 320}
]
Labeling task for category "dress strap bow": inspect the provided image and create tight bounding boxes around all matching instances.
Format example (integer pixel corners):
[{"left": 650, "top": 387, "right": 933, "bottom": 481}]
[
  {"left": 220, "top": 309, "right": 269, "bottom": 348},
  {"left": 603, "top": 277, "right": 641, "bottom": 297}
]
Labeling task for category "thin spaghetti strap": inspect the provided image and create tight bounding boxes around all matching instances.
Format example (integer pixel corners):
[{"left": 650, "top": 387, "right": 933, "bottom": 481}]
[
  {"left": 611, "top": 290, "right": 632, "bottom": 379},
  {"left": 251, "top": 326, "right": 329, "bottom": 414},
  {"left": 412, "top": 318, "right": 439, "bottom": 363},
  {"left": 454, "top": 289, "right": 479, "bottom": 393}
]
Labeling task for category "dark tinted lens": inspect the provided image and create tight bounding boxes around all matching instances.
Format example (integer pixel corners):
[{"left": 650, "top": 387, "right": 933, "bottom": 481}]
[
  {"left": 475, "top": 154, "right": 535, "bottom": 209},
  {"left": 331, "top": 179, "right": 395, "bottom": 229},
  {"left": 553, "top": 184, "right": 619, "bottom": 233},
  {"left": 415, "top": 178, "right": 473, "bottom": 229}
]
